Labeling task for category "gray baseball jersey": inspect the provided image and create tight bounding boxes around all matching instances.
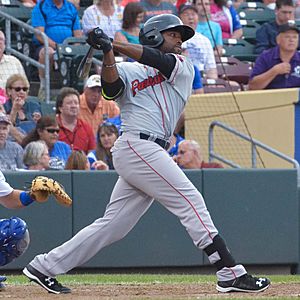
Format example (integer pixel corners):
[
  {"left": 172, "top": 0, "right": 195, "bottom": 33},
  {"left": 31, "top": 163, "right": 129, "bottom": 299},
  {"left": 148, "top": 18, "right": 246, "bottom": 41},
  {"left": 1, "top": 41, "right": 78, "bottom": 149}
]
[
  {"left": 116, "top": 54, "right": 193, "bottom": 139},
  {"left": 29, "top": 54, "right": 246, "bottom": 282}
]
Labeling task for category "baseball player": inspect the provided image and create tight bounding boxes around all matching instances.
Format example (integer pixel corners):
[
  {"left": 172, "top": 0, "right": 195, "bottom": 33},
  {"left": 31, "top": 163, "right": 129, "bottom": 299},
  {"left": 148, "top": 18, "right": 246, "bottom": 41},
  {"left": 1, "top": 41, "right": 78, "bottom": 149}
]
[{"left": 23, "top": 14, "right": 270, "bottom": 294}]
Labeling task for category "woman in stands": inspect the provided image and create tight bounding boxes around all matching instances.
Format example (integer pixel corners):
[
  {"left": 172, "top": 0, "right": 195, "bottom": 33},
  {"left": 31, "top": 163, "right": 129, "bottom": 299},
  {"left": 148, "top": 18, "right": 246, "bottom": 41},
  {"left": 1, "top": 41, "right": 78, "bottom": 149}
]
[
  {"left": 65, "top": 150, "right": 90, "bottom": 170},
  {"left": 81, "top": 0, "right": 122, "bottom": 39},
  {"left": 87, "top": 122, "right": 119, "bottom": 170},
  {"left": 4, "top": 74, "right": 41, "bottom": 133},
  {"left": 210, "top": 0, "right": 243, "bottom": 39},
  {"left": 21, "top": 116, "right": 71, "bottom": 170}
]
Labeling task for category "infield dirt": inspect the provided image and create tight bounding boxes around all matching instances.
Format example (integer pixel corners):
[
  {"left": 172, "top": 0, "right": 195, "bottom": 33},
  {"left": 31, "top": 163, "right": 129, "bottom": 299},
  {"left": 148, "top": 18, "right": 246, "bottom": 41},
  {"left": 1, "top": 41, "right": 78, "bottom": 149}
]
[{"left": 0, "top": 283, "right": 299, "bottom": 299}]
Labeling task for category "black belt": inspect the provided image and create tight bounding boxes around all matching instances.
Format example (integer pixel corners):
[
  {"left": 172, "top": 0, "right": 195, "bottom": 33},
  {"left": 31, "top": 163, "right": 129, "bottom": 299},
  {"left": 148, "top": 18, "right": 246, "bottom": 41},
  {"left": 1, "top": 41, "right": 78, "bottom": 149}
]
[{"left": 139, "top": 133, "right": 170, "bottom": 150}]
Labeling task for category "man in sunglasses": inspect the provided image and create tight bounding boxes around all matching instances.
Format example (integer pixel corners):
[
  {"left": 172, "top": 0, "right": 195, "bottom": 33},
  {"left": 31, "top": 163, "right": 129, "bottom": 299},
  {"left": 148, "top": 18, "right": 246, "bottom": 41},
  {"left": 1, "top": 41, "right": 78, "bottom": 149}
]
[{"left": 0, "top": 30, "right": 28, "bottom": 90}]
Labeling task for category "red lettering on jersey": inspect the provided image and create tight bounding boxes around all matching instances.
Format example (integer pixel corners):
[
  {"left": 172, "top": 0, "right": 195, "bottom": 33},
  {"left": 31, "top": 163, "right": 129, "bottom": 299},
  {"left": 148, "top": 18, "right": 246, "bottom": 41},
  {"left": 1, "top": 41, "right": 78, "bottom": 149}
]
[{"left": 131, "top": 73, "right": 166, "bottom": 96}]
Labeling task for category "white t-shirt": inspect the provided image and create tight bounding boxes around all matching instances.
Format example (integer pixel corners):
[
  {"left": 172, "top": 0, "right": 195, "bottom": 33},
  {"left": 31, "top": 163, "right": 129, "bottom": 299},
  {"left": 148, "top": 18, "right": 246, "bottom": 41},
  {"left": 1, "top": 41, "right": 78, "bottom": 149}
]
[{"left": 0, "top": 170, "right": 13, "bottom": 197}]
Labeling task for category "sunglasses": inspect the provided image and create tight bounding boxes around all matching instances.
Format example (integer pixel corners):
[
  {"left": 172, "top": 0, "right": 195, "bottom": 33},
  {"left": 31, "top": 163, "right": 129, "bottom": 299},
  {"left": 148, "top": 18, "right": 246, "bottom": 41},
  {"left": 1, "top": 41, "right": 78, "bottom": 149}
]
[
  {"left": 46, "top": 128, "right": 60, "bottom": 134},
  {"left": 10, "top": 87, "right": 29, "bottom": 92}
]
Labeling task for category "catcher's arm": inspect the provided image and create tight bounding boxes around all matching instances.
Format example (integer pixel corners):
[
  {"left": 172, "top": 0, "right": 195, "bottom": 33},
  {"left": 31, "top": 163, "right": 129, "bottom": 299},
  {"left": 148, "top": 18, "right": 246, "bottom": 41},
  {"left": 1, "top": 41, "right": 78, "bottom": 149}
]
[{"left": 0, "top": 190, "right": 29, "bottom": 209}]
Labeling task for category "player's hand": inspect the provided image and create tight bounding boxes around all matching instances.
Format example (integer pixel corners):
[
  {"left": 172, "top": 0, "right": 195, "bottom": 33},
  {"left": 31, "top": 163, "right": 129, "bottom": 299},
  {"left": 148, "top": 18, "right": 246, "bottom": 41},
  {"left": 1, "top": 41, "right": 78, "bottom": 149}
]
[
  {"left": 273, "top": 62, "right": 291, "bottom": 75},
  {"left": 87, "top": 28, "right": 112, "bottom": 53}
]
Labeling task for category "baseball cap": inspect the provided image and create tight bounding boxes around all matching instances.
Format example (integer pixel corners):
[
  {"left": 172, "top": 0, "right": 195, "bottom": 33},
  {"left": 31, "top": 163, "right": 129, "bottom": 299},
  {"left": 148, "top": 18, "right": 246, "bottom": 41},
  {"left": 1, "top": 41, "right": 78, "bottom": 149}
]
[
  {"left": 278, "top": 21, "right": 300, "bottom": 34},
  {"left": 85, "top": 74, "right": 102, "bottom": 88},
  {"left": 0, "top": 112, "right": 11, "bottom": 125},
  {"left": 178, "top": 4, "right": 198, "bottom": 15}
]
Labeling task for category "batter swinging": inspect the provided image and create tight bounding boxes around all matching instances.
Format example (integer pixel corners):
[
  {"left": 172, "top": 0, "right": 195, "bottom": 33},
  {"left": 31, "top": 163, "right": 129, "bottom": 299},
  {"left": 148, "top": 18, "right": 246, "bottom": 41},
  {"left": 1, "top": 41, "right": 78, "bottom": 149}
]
[{"left": 23, "top": 14, "right": 270, "bottom": 294}]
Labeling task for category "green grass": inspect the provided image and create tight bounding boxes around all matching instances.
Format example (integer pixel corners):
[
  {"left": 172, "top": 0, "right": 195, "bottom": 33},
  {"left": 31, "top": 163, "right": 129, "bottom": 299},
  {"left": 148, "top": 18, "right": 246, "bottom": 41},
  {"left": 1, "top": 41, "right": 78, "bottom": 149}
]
[{"left": 4, "top": 273, "right": 300, "bottom": 285}]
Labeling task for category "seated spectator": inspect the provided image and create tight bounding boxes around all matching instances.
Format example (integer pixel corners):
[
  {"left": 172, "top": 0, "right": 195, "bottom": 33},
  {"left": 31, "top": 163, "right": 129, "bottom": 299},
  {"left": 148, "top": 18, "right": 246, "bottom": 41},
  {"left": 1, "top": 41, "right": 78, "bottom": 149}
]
[
  {"left": 193, "top": 64, "right": 204, "bottom": 94},
  {"left": 141, "top": 0, "right": 177, "bottom": 22},
  {"left": 4, "top": 74, "right": 41, "bottom": 128},
  {"left": 87, "top": 122, "right": 119, "bottom": 170},
  {"left": 82, "top": 0, "right": 122, "bottom": 39},
  {"left": 78, "top": 75, "right": 120, "bottom": 135},
  {"left": 65, "top": 150, "right": 90, "bottom": 170},
  {"left": 179, "top": 4, "right": 218, "bottom": 79},
  {"left": 0, "top": 31, "right": 28, "bottom": 90},
  {"left": 210, "top": 0, "right": 243, "bottom": 39},
  {"left": 23, "top": 140, "right": 50, "bottom": 170},
  {"left": 0, "top": 112, "right": 25, "bottom": 170},
  {"left": 56, "top": 87, "right": 96, "bottom": 154},
  {"left": 193, "top": 0, "right": 223, "bottom": 55},
  {"left": 174, "top": 139, "right": 224, "bottom": 169},
  {"left": 249, "top": 23, "right": 300, "bottom": 90},
  {"left": 31, "top": 0, "right": 82, "bottom": 100},
  {"left": 114, "top": 2, "right": 145, "bottom": 60},
  {"left": 21, "top": 116, "right": 71, "bottom": 170},
  {"left": 255, "top": 0, "right": 297, "bottom": 55}
]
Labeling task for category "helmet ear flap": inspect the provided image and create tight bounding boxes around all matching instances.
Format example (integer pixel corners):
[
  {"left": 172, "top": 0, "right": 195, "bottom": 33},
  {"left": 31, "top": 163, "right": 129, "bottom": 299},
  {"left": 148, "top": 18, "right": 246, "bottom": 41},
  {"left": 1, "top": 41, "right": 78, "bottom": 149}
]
[{"left": 139, "top": 27, "right": 164, "bottom": 48}]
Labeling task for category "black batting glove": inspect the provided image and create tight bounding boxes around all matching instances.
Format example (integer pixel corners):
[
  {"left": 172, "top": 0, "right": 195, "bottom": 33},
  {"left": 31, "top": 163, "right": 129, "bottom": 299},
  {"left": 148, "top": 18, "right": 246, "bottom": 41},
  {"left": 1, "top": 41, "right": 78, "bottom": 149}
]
[{"left": 87, "top": 27, "right": 112, "bottom": 53}]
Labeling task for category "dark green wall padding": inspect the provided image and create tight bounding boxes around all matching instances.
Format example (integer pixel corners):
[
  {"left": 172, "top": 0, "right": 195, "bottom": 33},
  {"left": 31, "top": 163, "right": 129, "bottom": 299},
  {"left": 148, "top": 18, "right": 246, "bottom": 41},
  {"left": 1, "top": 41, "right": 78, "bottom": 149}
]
[{"left": 0, "top": 169, "right": 298, "bottom": 272}]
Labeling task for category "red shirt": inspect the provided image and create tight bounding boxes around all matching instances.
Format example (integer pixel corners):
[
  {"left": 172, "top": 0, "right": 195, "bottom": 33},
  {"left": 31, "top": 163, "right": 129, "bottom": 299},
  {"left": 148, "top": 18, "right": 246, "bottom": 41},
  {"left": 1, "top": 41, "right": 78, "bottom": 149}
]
[
  {"left": 57, "top": 115, "right": 96, "bottom": 154},
  {"left": 200, "top": 161, "right": 224, "bottom": 169}
]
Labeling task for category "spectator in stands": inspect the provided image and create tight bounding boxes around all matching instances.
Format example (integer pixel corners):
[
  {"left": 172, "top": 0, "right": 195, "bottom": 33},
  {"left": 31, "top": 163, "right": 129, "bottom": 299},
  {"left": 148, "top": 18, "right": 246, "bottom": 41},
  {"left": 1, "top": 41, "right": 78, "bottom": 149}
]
[
  {"left": 65, "top": 150, "right": 90, "bottom": 170},
  {"left": 56, "top": 87, "right": 96, "bottom": 154},
  {"left": 249, "top": 23, "right": 300, "bottom": 90},
  {"left": 31, "top": 0, "right": 82, "bottom": 100},
  {"left": 255, "top": 0, "right": 297, "bottom": 54},
  {"left": 78, "top": 75, "right": 120, "bottom": 135},
  {"left": 87, "top": 122, "right": 119, "bottom": 170},
  {"left": 140, "top": 0, "right": 177, "bottom": 22},
  {"left": 174, "top": 139, "right": 224, "bottom": 169},
  {"left": 0, "top": 112, "right": 25, "bottom": 170},
  {"left": 21, "top": 0, "right": 37, "bottom": 7},
  {"left": 21, "top": 116, "right": 71, "bottom": 170},
  {"left": 192, "top": 0, "right": 223, "bottom": 55},
  {"left": 179, "top": 4, "right": 218, "bottom": 79},
  {"left": 0, "top": 31, "right": 28, "bottom": 90},
  {"left": 82, "top": 0, "right": 122, "bottom": 39},
  {"left": 114, "top": 3, "right": 145, "bottom": 48},
  {"left": 210, "top": 0, "right": 243, "bottom": 39},
  {"left": 4, "top": 74, "right": 41, "bottom": 134},
  {"left": 23, "top": 140, "right": 50, "bottom": 170}
]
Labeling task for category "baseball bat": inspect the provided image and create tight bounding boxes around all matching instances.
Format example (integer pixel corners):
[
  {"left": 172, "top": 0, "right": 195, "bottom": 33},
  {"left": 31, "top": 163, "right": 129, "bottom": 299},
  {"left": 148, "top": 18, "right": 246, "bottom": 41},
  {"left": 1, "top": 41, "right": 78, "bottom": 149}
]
[{"left": 76, "top": 46, "right": 94, "bottom": 79}]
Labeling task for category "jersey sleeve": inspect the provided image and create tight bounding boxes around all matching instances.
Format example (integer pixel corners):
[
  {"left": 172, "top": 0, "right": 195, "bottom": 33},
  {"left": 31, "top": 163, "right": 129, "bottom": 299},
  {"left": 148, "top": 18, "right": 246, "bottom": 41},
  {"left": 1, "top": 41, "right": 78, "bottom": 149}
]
[
  {"left": 0, "top": 171, "right": 13, "bottom": 197},
  {"left": 167, "top": 54, "right": 195, "bottom": 101}
]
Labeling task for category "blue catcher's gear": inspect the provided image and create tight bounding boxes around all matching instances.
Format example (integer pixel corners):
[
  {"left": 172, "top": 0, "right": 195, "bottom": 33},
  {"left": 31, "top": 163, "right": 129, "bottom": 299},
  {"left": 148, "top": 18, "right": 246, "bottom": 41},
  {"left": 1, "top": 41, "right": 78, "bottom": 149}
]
[{"left": 0, "top": 217, "right": 30, "bottom": 266}]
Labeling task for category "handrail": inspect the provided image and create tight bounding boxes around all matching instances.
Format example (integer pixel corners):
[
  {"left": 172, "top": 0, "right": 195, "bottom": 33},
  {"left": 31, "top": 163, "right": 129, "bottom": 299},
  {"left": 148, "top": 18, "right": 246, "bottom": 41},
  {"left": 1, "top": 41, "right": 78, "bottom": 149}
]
[
  {"left": 208, "top": 120, "right": 300, "bottom": 182},
  {"left": 0, "top": 10, "right": 50, "bottom": 103}
]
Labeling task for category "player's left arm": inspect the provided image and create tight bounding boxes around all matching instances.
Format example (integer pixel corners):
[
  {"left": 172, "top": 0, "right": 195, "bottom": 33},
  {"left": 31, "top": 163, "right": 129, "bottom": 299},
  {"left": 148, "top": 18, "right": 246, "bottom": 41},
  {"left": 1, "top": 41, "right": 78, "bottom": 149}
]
[{"left": 0, "top": 190, "right": 24, "bottom": 209}]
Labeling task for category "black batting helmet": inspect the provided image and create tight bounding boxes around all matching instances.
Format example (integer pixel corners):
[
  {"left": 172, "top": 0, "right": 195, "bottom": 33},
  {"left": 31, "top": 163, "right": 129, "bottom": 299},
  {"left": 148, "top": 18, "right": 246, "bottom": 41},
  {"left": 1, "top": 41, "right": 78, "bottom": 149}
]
[{"left": 139, "top": 14, "right": 195, "bottom": 48}]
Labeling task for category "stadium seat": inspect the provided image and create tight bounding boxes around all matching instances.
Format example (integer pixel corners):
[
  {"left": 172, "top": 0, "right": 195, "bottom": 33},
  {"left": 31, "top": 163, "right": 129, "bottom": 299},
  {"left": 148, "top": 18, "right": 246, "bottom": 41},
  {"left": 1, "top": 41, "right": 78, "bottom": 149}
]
[
  {"left": 215, "top": 56, "right": 252, "bottom": 88},
  {"left": 237, "top": 2, "right": 275, "bottom": 24},
  {"left": 202, "top": 78, "right": 241, "bottom": 93},
  {"left": 222, "top": 38, "right": 257, "bottom": 62},
  {"left": 240, "top": 19, "right": 261, "bottom": 44}
]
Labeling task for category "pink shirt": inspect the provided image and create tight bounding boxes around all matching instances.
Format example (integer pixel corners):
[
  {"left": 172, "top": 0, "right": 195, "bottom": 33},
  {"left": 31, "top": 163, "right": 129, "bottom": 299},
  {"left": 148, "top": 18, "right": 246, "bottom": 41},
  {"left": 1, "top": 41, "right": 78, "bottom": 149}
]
[{"left": 210, "top": 3, "right": 231, "bottom": 39}]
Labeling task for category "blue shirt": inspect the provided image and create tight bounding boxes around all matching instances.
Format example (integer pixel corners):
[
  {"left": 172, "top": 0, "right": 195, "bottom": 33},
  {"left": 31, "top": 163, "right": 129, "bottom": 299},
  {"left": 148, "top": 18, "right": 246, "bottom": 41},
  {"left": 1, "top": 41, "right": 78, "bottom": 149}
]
[
  {"left": 4, "top": 99, "right": 41, "bottom": 126},
  {"left": 31, "top": 0, "right": 81, "bottom": 45},
  {"left": 193, "top": 65, "right": 203, "bottom": 90},
  {"left": 49, "top": 141, "right": 71, "bottom": 169},
  {"left": 196, "top": 20, "right": 223, "bottom": 49},
  {"left": 250, "top": 46, "right": 300, "bottom": 89}
]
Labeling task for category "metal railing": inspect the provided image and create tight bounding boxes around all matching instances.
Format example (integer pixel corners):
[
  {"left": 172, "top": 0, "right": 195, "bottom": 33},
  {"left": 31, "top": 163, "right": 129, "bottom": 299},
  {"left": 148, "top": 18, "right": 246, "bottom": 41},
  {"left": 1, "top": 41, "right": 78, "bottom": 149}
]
[
  {"left": 208, "top": 120, "right": 300, "bottom": 182},
  {"left": 0, "top": 10, "right": 51, "bottom": 102}
]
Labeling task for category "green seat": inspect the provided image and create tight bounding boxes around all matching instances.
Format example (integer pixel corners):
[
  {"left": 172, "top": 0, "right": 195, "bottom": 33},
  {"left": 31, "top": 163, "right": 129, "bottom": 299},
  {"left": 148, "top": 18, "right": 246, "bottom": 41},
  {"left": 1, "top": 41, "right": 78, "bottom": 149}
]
[
  {"left": 237, "top": 2, "right": 275, "bottom": 24},
  {"left": 222, "top": 38, "right": 257, "bottom": 62},
  {"left": 240, "top": 19, "right": 260, "bottom": 44},
  {"left": 40, "top": 101, "right": 56, "bottom": 116}
]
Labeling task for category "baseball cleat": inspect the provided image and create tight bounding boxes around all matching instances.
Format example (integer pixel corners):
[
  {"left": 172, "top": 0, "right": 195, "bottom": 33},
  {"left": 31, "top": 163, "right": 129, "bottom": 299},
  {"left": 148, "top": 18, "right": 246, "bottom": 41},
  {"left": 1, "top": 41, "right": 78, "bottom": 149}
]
[
  {"left": 23, "top": 264, "right": 71, "bottom": 294},
  {"left": 216, "top": 273, "right": 270, "bottom": 293}
]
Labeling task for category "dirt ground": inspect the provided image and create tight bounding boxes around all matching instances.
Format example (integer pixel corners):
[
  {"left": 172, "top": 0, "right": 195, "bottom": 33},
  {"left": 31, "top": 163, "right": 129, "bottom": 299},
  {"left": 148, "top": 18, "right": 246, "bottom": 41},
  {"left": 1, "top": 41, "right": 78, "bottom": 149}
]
[{"left": 0, "top": 283, "right": 299, "bottom": 300}]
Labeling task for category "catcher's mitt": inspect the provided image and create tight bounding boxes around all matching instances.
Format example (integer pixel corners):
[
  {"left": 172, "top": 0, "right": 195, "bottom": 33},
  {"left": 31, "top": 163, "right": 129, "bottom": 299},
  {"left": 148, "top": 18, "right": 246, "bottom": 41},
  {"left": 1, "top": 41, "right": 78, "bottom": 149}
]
[{"left": 30, "top": 176, "right": 72, "bottom": 207}]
